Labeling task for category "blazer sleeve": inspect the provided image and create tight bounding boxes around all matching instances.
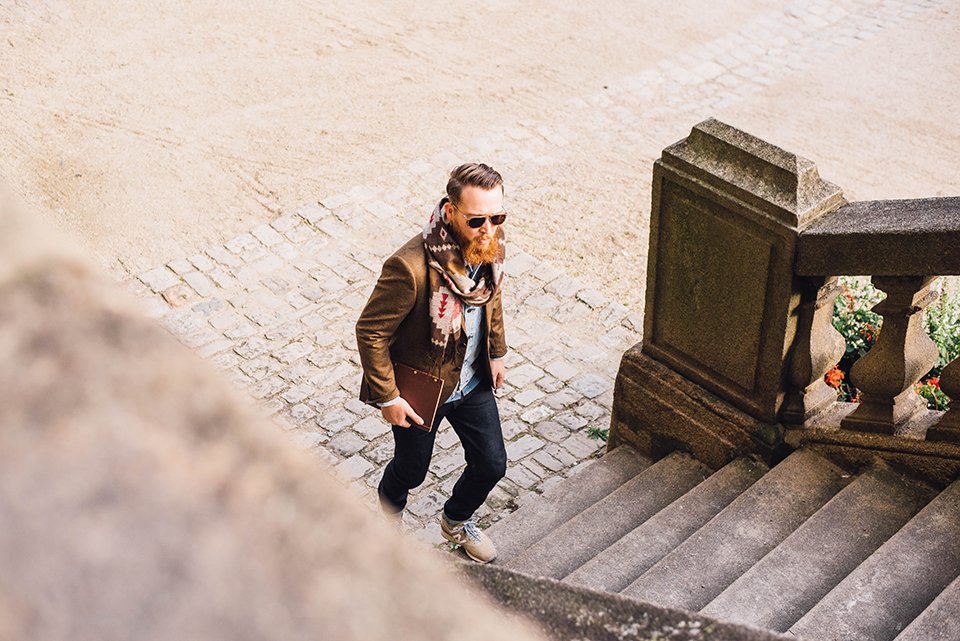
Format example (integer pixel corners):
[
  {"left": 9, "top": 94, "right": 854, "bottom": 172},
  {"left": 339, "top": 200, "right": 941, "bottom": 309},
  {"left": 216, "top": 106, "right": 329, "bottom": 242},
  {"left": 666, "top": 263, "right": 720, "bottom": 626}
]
[
  {"left": 355, "top": 253, "right": 417, "bottom": 404},
  {"left": 487, "top": 285, "right": 507, "bottom": 360}
]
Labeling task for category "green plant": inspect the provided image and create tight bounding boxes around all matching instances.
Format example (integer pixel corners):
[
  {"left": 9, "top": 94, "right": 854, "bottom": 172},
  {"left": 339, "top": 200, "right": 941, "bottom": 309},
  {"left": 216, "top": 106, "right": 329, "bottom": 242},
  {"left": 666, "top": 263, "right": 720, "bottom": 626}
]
[
  {"left": 827, "top": 277, "right": 960, "bottom": 410},
  {"left": 587, "top": 426, "right": 609, "bottom": 442},
  {"left": 828, "top": 277, "right": 883, "bottom": 403},
  {"left": 924, "top": 287, "right": 960, "bottom": 375},
  {"left": 915, "top": 377, "right": 950, "bottom": 411}
]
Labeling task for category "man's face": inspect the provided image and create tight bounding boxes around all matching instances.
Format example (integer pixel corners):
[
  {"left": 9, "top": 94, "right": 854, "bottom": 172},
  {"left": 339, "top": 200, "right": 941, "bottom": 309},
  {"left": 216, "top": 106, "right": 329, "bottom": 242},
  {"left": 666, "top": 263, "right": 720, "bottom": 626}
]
[{"left": 444, "top": 185, "right": 504, "bottom": 265}]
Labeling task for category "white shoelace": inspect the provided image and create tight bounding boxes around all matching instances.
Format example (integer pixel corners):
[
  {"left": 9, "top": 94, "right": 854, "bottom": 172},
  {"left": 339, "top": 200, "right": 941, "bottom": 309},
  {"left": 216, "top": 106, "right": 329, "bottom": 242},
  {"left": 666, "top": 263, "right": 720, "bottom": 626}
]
[{"left": 461, "top": 521, "right": 482, "bottom": 542}]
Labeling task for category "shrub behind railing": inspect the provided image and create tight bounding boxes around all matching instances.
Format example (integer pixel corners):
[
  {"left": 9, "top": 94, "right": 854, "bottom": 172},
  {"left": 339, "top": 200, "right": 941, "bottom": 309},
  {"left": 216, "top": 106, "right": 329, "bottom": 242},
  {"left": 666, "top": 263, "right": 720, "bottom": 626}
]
[{"left": 828, "top": 277, "right": 960, "bottom": 410}]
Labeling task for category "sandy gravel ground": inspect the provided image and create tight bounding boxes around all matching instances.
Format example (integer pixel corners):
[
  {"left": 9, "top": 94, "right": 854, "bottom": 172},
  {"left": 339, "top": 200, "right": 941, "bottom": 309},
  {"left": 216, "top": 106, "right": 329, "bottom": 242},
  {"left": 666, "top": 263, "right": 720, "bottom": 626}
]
[{"left": 1, "top": 1, "right": 958, "bottom": 311}]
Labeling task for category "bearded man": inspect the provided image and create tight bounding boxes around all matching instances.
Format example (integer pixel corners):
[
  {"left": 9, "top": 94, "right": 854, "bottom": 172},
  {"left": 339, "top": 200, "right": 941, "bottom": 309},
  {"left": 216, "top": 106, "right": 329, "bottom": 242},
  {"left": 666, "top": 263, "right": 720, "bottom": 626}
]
[{"left": 355, "top": 163, "right": 509, "bottom": 563}]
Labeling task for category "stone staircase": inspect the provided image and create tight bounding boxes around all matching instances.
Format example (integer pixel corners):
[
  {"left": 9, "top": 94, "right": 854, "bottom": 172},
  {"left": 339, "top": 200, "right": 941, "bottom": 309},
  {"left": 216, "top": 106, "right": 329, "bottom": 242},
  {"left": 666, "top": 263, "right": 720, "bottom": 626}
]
[{"left": 482, "top": 445, "right": 960, "bottom": 641}]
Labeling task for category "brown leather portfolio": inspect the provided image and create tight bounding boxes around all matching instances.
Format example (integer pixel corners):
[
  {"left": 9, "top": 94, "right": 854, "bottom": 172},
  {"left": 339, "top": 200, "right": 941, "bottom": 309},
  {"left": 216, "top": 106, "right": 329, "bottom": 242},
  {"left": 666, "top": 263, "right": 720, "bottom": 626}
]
[
  {"left": 359, "top": 362, "right": 443, "bottom": 432},
  {"left": 393, "top": 362, "right": 443, "bottom": 431}
]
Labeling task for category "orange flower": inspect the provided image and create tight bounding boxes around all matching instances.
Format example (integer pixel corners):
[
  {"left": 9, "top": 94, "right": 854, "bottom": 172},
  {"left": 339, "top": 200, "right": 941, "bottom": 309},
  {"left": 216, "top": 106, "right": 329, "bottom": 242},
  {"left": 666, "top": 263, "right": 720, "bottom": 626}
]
[
  {"left": 928, "top": 377, "right": 940, "bottom": 389},
  {"left": 825, "top": 367, "right": 844, "bottom": 388}
]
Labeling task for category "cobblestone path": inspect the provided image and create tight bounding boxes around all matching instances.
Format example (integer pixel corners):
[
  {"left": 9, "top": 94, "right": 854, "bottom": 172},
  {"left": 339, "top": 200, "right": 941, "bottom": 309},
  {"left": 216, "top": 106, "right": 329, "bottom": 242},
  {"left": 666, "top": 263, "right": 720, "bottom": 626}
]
[{"left": 124, "top": 0, "right": 945, "bottom": 547}]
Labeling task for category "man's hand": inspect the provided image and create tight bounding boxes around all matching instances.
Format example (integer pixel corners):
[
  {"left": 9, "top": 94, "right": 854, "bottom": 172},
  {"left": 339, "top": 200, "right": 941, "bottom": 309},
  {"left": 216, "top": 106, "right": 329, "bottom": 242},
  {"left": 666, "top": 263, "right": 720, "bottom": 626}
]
[
  {"left": 490, "top": 359, "right": 506, "bottom": 389},
  {"left": 381, "top": 397, "right": 424, "bottom": 428}
]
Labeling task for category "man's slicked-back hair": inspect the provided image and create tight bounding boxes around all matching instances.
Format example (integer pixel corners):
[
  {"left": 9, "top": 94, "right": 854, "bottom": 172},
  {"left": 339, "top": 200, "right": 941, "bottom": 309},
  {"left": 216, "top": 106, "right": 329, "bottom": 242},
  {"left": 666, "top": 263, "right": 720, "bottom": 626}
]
[{"left": 446, "top": 163, "right": 504, "bottom": 206}]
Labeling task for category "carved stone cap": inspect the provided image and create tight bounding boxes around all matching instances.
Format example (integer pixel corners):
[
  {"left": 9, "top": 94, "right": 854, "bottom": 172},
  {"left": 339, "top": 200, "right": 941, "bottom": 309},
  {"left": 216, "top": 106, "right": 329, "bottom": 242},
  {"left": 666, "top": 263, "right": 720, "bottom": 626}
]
[
  {"left": 797, "top": 197, "right": 960, "bottom": 276},
  {"left": 661, "top": 118, "right": 844, "bottom": 228}
]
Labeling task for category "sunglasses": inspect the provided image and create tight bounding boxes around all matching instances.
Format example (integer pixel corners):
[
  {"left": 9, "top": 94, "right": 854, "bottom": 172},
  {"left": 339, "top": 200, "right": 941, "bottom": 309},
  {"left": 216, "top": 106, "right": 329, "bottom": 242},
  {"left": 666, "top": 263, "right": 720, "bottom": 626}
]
[{"left": 453, "top": 204, "right": 508, "bottom": 228}]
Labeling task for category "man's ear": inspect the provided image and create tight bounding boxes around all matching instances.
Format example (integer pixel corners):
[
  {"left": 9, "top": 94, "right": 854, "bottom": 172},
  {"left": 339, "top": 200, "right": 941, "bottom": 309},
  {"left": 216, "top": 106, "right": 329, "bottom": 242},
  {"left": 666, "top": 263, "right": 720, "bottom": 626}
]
[{"left": 442, "top": 201, "right": 452, "bottom": 223}]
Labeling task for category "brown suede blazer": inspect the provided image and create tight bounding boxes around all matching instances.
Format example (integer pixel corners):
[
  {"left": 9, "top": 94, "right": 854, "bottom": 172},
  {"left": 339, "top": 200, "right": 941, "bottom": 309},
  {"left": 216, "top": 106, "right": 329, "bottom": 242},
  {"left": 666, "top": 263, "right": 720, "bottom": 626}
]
[{"left": 355, "top": 234, "right": 507, "bottom": 407}]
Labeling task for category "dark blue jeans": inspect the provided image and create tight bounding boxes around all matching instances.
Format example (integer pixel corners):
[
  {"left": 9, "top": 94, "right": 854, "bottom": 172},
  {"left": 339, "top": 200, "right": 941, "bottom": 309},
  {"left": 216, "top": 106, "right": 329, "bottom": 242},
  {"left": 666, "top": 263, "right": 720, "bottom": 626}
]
[{"left": 378, "top": 384, "right": 507, "bottom": 522}]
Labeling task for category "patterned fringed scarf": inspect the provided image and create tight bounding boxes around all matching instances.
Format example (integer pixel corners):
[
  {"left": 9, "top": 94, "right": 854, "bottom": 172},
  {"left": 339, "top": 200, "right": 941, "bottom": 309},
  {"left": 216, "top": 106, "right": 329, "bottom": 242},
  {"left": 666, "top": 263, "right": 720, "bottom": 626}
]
[{"left": 423, "top": 197, "right": 505, "bottom": 360}]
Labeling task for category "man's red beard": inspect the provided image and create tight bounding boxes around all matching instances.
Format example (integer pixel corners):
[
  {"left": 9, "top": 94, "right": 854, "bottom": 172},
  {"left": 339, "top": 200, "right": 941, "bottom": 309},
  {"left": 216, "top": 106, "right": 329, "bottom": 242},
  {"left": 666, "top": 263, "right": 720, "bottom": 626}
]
[{"left": 455, "top": 230, "right": 501, "bottom": 265}]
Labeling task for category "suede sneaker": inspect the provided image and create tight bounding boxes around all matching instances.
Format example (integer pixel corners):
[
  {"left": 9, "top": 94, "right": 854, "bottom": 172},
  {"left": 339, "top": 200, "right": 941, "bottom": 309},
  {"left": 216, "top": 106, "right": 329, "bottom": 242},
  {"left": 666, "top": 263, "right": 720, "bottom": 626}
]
[{"left": 440, "top": 516, "right": 497, "bottom": 564}]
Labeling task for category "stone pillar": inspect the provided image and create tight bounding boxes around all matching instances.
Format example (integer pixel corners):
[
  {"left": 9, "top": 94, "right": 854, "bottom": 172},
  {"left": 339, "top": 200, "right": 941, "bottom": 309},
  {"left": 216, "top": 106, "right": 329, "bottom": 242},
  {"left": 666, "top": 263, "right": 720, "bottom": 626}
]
[
  {"left": 841, "top": 276, "right": 939, "bottom": 434},
  {"left": 612, "top": 119, "right": 844, "bottom": 463},
  {"left": 642, "top": 119, "right": 844, "bottom": 424},
  {"left": 781, "top": 276, "right": 845, "bottom": 426}
]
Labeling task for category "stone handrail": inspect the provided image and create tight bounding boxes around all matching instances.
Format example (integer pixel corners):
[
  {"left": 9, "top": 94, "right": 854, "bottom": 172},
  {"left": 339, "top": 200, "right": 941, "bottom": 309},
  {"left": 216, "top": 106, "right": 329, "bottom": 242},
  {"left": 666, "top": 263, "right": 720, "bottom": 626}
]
[
  {"left": 790, "top": 198, "right": 960, "bottom": 440},
  {"left": 797, "top": 198, "right": 960, "bottom": 276}
]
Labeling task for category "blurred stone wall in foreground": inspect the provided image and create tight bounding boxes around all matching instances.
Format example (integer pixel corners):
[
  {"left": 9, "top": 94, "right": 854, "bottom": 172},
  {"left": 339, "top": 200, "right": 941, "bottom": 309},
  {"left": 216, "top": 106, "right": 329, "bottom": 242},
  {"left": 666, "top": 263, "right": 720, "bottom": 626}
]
[{"left": 0, "top": 191, "right": 543, "bottom": 641}]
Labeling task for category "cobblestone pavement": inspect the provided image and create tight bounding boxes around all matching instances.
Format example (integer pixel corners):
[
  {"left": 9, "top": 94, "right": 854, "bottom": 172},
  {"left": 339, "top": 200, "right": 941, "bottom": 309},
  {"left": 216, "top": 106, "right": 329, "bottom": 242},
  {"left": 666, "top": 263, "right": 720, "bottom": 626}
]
[{"left": 123, "top": 0, "right": 945, "bottom": 548}]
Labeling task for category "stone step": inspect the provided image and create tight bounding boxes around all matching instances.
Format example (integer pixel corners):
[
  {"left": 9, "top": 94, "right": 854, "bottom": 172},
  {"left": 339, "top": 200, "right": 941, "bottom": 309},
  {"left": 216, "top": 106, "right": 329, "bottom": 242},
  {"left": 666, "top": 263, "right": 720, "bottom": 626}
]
[
  {"left": 564, "top": 456, "right": 768, "bottom": 593},
  {"left": 621, "top": 448, "right": 847, "bottom": 611},
  {"left": 789, "top": 478, "right": 960, "bottom": 641},
  {"left": 702, "top": 462, "right": 934, "bottom": 632},
  {"left": 894, "top": 574, "right": 960, "bottom": 641},
  {"left": 458, "top": 563, "right": 799, "bottom": 641},
  {"left": 487, "top": 445, "right": 651, "bottom": 563},
  {"left": 504, "top": 452, "right": 711, "bottom": 578}
]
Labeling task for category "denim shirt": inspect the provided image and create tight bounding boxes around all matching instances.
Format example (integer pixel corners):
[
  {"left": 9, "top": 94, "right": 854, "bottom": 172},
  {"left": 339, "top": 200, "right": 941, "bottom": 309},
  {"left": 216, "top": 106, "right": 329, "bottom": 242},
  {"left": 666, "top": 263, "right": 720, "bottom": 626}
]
[{"left": 444, "top": 279, "right": 484, "bottom": 404}]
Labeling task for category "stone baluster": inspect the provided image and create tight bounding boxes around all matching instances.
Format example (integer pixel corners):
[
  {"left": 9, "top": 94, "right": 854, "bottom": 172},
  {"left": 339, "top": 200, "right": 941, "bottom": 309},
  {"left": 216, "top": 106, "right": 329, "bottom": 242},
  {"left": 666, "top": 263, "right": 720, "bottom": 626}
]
[
  {"left": 841, "top": 276, "right": 939, "bottom": 434},
  {"left": 926, "top": 357, "right": 960, "bottom": 442},
  {"left": 782, "top": 276, "right": 845, "bottom": 426}
]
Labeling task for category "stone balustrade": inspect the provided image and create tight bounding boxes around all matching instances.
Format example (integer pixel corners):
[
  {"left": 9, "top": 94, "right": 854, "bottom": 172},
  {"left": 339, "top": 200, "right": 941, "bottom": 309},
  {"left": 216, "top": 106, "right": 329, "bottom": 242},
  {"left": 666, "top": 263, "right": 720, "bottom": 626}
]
[
  {"left": 794, "top": 197, "right": 960, "bottom": 440},
  {"left": 611, "top": 119, "right": 960, "bottom": 474}
]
